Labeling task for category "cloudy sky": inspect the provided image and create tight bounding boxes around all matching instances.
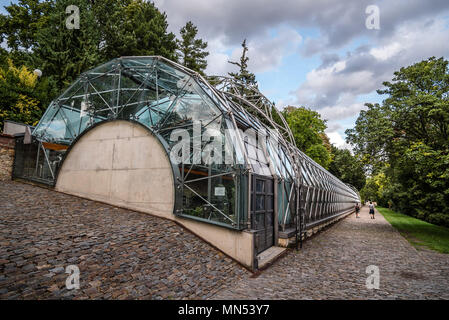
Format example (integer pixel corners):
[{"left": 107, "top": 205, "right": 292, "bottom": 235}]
[
  {"left": 154, "top": 0, "right": 449, "bottom": 148},
  {"left": 2, "top": 1, "right": 449, "bottom": 148}
]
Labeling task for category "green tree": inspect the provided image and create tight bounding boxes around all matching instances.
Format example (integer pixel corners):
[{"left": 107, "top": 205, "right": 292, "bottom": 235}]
[
  {"left": 2, "top": 0, "right": 178, "bottom": 92},
  {"left": 228, "top": 39, "right": 257, "bottom": 89},
  {"left": 0, "top": 0, "right": 52, "bottom": 66},
  {"left": 0, "top": 59, "right": 52, "bottom": 128},
  {"left": 346, "top": 57, "right": 449, "bottom": 226},
  {"left": 176, "top": 21, "right": 208, "bottom": 74},
  {"left": 305, "top": 143, "right": 332, "bottom": 170},
  {"left": 0, "top": 0, "right": 51, "bottom": 51},
  {"left": 379, "top": 57, "right": 449, "bottom": 150},
  {"left": 360, "top": 172, "right": 385, "bottom": 204},
  {"left": 282, "top": 106, "right": 332, "bottom": 169},
  {"left": 328, "top": 145, "right": 366, "bottom": 190},
  {"left": 95, "top": 0, "right": 177, "bottom": 61},
  {"left": 32, "top": 0, "right": 101, "bottom": 91},
  {"left": 0, "top": 48, "right": 7, "bottom": 64}
]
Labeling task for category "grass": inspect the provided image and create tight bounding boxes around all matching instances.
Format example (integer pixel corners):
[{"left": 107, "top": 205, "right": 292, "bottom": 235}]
[{"left": 377, "top": 206, "right": 449, "bottom": 254}]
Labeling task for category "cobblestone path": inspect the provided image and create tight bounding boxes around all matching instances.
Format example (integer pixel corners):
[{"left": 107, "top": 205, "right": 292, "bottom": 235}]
[
  {"left": 0, "top": 181, "right": 249, "bottom": 299},
  {"left": 2, "top": 181, "right": 448, "bottom": 300},
  {"left": 214, "top": 206, "right": 449, "bottom": 299}
]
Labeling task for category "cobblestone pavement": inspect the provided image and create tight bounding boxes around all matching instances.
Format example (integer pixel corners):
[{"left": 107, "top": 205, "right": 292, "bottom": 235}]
[
  {"left": 2, "top": 181, "right": 448, "bottom": 300},
  {"left": 213, "top": 206, "right": 449, "bottom": 300},
  {"left": 0, "top": 181, "right": 249, "bottom": 299}
]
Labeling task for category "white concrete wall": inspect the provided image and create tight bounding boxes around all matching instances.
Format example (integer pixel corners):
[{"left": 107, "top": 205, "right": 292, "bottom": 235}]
[
  {"left": 56, "top": 120, "right": 175, "bottom": 216},
  {"left": 56, "top": 120, "right": 254, "bottom": 268}
]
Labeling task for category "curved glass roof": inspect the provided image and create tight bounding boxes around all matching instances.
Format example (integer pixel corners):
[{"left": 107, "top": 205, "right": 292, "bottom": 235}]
[{"left": 32, "top": 56, "right": 359, "bottom": 229}]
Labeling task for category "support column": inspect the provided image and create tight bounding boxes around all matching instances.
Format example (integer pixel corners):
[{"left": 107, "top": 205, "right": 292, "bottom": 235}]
[{"left": 274, "top": 176, "right": 279, "bottom": 246}]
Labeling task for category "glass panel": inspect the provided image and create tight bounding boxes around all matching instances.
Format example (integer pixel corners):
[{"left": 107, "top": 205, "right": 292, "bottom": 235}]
[
  {"left": 246, "top": 143, "right": 257, "bottom": 159},
  {"left": 30, "top": 56, "right": 361, "bottom": 232},
  {"left": 259, "top": 163, "right": 271, "bottom": 176},
  {"left": 181, "top": 161, "right": 241, "bottom": 228},
  {"left": 251, "top": 162, "right": 261, "bottom": 174},
  {"left": 266, "top": 179, "right": 273, "bottom": 193},
  {"left": 32, "top": 102, "right": 59, "bottom": 140},
  {"left": 255, "top": 213, "right": 265, "bottom": 230},
  {"left": 267, "top": 195, "right": 274, "bottom": 211},
  {"left": 256, "top": 195, "right": 265, "bottom": 211},
  {"left": 256, "top": 180, "right": 265, "bottom": 193},
  {"left": 88, "top": 59, "right": 119, "bottom": 74}
]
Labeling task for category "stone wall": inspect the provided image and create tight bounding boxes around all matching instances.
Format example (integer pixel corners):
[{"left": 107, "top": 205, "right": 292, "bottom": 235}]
[{"left": 0, "top": 134, "right": 15, "bottom": 181}]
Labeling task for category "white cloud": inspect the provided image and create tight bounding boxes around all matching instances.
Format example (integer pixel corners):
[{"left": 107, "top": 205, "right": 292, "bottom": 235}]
[
  {"left": 290, "top": 16, "right": 449, "bottom": 125},
  {"left": 206, "top": 52, "right": 235, "bottom": 75},
  {"left": 369, "top": 42, "right": 402, "bottom": 61},
  {"left": 326, "top": 122, "right": 343, "bottom": 132},
  {"left": 326, "top": 131, "right": 351, "bottom": 150},
  {"left": 206, "top": 27, "right": 302, "bottom": 76},
  {"left": 319, "top": 101, "right": 366, "bottom": 121},
  {"left": 246, "top": 27, "right": 302, "bottom": 73},
  {"left": 204, "top": 36, "right": 237, "bottom": 75},
  {"left": 296, "top": 65, "right": 375, "bottom": 107},
  {"left": 155, "top": 0, "right": 449, "bottom": 56},
  {"left": 155, "top": 0, "right": 449, "bottom": 112},
  {"left": 153, "top": 0, "right": 449, "bottom": 143}
]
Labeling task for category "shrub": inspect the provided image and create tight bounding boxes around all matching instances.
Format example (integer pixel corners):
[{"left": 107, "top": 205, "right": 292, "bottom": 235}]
[{"left": 427, "top": 213, "right": 449, "bottom": 228}]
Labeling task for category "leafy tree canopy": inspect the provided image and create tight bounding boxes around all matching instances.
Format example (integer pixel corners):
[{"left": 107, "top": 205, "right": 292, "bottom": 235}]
[
  {"left": 282, "top": 106, "right": 332, "bottom": 169},
  {"left": 0, "top": 0, "right": 51, "bottom": 52},
  {"left": 1, "top": 0, "right": 178, "bottom": 92},
  {"left": 33, "top": 0, "right": 101, "bottom": 91},
  {"left": 328, "top": 145, "right": 366, "bottom": 191},
  {"left": 95, "top": 0, "right": 177, "bottom": 61},
  {"left": 347, "top": 57, "right": 449, "bottom": 227},
  {"left": 176, "top": 21, "right": 209, "bottom": 75},
  {"left": 0, "top": 58, "right": 56, "bottom": 128}
]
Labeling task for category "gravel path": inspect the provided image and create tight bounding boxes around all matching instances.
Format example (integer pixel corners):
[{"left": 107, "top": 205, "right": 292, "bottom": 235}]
[
  {"left": 0, "top": 181, "right": 249, "bottom": 299},
  {"left": 213, "top": 206, "right": 449, "bottom": 299}
]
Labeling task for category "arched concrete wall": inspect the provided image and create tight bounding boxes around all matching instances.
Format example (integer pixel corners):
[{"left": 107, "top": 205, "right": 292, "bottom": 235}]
[
  {"left": 56, "top": 120, "right": 175, "bottom": 216},
  {"left": 56, "top": 120, "right": 254, "bottom": 269}
]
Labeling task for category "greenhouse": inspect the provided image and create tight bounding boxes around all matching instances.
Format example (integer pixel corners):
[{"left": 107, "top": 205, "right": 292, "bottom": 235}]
[{"left": 13, "top": 56, "right": 360, "bottom": 269}]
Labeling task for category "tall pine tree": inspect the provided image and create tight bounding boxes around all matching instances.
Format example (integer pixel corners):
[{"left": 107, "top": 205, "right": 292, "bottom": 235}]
[
  {"left": 30, "top": 0, "right": 178, "bottom": 90},
  {"left": 0, "top": 0, "right": 52, "bottom": 66},
  {"left": 0, "top": 0, "right": 51, "bottom": 52},
  {"left": 33, "top": 0, "right": 101, "bottom": 91},
  {"left": 227, "top": 39, "right": 263, "bottom": 120},
  {"left": 176, "top": 21, "right": 209, "bottom": 75},
  {"left": 228, "top": 39, "right": 257, "bottom": 90},
  {"left": 95, "top": 0, "right": 177, "bottom": 61}
]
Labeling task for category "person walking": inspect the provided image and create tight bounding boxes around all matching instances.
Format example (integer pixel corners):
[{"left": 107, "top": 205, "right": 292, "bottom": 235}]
[
  {"left": 355, "top": 203, "right": 360, "bottom": 218},
  {"left": 369, "top": 201, "right": 375, "bottom": 219}
]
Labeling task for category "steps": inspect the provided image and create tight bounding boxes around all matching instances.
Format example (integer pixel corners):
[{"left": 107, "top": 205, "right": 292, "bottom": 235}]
[{"left": 256, "top": 246, "right": 286, "bottom": 269}]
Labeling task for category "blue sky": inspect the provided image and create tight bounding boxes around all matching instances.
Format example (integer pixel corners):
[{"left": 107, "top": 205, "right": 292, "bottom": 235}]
[
  {"left": 0, "top": 0, "right": 13, "bottom": 14},
  {"left": 154, "top": 0, "right": 449, "bottom": 148},
  {"left": 2, "top": 0, "right": 449, "bottom": 148},
  {"left": 0, "top": 1, "right": 6, "bottom": 13}
]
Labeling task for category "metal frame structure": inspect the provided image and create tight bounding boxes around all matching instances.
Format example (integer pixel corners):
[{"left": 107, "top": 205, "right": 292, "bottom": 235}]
[{"left": 16, "top": 56, "right": 359, "bottom": 250}]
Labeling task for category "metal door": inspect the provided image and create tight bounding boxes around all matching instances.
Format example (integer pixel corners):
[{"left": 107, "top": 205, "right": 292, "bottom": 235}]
[{"left": 251, "top": 175, "right": 275, "bottom": 254}]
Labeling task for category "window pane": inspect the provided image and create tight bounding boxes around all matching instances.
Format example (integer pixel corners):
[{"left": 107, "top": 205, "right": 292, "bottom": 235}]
[
  {"left": 256, "top": 180, "right": 265, "bottom": 192},
  {"left": 256, "top": 195, "right": 265, "bottom": 210}
]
